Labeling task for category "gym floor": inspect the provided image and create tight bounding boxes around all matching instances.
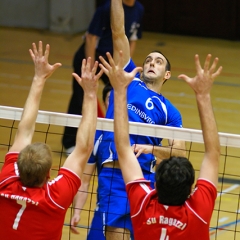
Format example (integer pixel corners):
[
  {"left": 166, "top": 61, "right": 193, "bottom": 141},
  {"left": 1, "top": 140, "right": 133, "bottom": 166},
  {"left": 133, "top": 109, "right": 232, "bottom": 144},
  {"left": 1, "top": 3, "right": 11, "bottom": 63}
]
[{"left": 1, "top": 26, "right": 240, "bottom": 239}]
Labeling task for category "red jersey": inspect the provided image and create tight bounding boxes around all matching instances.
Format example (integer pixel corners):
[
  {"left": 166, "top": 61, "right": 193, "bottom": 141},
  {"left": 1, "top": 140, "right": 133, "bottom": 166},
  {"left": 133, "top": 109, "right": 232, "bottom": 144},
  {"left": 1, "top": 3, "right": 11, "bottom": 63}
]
[
  {"left": 0, "top": 152, "right": 81, "bottom": 240},
  {"left": 126, "top": 178, "right": 217, "bottom": 240}
]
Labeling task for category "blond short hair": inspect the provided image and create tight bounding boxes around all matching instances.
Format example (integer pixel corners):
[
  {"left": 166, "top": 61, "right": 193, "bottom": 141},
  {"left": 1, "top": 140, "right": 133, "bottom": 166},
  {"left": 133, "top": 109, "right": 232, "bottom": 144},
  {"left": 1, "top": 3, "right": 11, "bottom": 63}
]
[{"left": 17, "top": 142, "right": 52, "bottom": 187}]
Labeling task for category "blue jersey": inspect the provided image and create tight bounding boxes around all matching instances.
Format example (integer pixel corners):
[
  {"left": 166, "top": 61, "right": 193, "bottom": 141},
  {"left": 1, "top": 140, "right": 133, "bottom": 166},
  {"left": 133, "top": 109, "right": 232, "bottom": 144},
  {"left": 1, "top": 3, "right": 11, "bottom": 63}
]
[
  {"left": 87, "top": 1, "right": 144, "bottom": 55},
  {"left": 89, "top": 59, "right": 182, "bottom": 173}
]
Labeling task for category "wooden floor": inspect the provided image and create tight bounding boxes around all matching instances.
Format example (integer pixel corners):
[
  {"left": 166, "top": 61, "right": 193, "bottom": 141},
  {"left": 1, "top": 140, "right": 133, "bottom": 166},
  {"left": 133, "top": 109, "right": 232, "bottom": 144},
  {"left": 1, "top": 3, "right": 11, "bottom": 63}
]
[{"left": 1, "top": 27, "right": 240, "bottom": 239}]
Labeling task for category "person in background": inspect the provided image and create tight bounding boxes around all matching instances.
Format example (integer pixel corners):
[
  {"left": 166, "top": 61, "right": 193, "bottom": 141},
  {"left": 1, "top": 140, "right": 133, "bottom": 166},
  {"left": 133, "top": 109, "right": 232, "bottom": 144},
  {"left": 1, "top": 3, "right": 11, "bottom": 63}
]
[
  {"left": 62, "top": 0, "right": 144, "bottom": 155},
  {"left": 100, "top": 49, "right": 222, "bottom": 239},
  {"left": 0, "top": 41, "right": 102, "bottom": 239}
]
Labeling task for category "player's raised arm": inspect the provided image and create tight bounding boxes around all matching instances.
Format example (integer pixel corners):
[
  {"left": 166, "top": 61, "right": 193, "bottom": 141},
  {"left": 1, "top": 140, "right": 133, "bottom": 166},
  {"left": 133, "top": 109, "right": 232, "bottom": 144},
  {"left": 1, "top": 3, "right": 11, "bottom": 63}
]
[
  {"left": 111, "top": 0, "right": 130, "bottom": 65},
  {"left": 63, "top": 58, "right": 102, "bottom": 178},
  {"left": 100, "top": 51, "right": 143, "bottom": 183},
  {"left": 178, "top": 54, "right": 222, "bottom": 187},
  {"left": 10, "top": 41, "right": 61, "bottom": 153}
]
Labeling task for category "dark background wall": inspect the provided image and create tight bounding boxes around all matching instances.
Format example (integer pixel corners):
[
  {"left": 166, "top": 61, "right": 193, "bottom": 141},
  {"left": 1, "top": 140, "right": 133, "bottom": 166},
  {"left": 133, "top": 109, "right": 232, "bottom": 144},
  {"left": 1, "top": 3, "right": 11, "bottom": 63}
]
[
  {"left": 137, "top": 0, "right": 240, "bottom": 40},
  {"left": 1, "top": 0, "right": 240, "bottom": 39},
  {"left": 0, "top": 0, "right": 95, "bottom": 34}
]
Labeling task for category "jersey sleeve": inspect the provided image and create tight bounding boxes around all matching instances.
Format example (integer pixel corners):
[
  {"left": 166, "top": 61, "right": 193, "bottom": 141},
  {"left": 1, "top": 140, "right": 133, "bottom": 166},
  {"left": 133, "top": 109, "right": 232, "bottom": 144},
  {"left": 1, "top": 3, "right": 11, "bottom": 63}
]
[
  {"left": 165, "top": 101, "right": 182, "bottom": 127},
  {"left": 126, "top": 179, "right": 152, "bottom": 217},
  {"left": 187, "top": 179, "right": 217, "bottom": 222},
  {"left": 47, "top": 168, "right": 81, "bottom": 209},
  {"left": 124, "top": 59, "right": 141, "bottom": 79},
  {"left": 0, "top": 153, "right": 19, "bottom": 182}
]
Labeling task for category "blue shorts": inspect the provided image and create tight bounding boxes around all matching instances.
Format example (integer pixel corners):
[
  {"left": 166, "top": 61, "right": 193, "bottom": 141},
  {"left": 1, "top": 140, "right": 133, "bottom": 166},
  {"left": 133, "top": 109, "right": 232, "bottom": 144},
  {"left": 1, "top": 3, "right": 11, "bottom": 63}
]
[
  {"left": 98, "top": 168, "right": 131, "bottom": 231},
  {"left": 97, "top": 167, "right": 155, "bottom": 236},
  {"left": 87, "top": 207, "right": 105, "bottom": 240}
]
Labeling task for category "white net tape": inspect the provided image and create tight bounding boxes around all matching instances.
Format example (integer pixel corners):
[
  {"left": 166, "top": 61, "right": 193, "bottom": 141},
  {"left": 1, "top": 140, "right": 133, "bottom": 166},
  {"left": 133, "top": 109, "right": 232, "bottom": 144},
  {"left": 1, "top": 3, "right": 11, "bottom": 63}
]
[{"left": 1, "top": 105, "right": 240, "bottom": 148}]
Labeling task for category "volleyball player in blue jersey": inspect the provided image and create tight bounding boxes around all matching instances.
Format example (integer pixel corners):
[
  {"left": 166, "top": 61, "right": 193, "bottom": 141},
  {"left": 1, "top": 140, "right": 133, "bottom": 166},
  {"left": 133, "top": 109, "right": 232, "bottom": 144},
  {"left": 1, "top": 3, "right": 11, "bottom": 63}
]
[
  {"left": 71, "top": 0, "right": 186, "bottom": 239},
  {"left": 62, "top": 0, "right": 144, "bottom": 155}
]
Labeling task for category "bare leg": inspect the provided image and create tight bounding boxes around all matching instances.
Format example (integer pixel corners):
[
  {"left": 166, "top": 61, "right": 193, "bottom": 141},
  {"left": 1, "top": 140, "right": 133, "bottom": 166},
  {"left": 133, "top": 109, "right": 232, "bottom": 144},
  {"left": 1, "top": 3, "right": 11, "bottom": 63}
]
[{"left": 106, "top": 226, "right": 130, "bottom": 240}]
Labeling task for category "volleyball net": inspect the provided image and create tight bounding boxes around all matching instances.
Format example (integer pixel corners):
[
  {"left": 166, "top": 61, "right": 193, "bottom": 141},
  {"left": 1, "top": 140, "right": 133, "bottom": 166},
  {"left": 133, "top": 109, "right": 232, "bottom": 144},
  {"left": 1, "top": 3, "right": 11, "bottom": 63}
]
[{"left": 0, "top": 105, "right": 240, "bottom": 240}]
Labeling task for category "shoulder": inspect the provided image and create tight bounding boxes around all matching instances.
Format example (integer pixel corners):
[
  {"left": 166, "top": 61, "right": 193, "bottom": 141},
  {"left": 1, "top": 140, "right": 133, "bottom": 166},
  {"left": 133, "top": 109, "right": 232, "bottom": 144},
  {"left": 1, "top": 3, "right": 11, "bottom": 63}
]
[
  {"left": 126, "top": 179, "right": 157, "bottom": 217},
  {"left": 161, "top": 96, "right": 181, "bottom": 114},
  {"left": 91, "top": 1, "right": 110, "bottom": 20},
  {"left": 0, "top": 152, "right": 19, "bottom": 177},
  {"left": 58, "top": 167, "right": 80, "bottom": 181},
  {"left": 185, "top": 178, "right": 217, "bottom": 223},
  {"left": 188, "top": 179, "right": 217, "bottom": 206},
  {"left": 97, "top": 1, "right": 111, "bottom": 12},
  {"left": 126, "top": 179, "right": 152, "bottom": 196},
  {"left": 5, "top": 152, "right": 19, "bottom": 162},
  {"left": 124, "top": 59, "right": 141, "bottom": 79},
  {"left": 195, "top": 178, "right": 217, "bottom": 193}
]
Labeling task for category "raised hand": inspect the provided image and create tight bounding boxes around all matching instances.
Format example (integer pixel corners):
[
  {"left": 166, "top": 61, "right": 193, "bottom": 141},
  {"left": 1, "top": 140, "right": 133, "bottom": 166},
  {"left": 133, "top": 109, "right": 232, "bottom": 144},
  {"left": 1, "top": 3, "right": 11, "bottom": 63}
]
[
  {"left": 178, "top": 54, "right": 222, "bottom": 95},
  {"left": 72, "top": 57, "right": 102, "bottom": 96},
  {"left": 99, "top": 51, "right": 142, "bottom": 91},
  {"left": 132, "top": 144, "right": 153, "bottom": 158},
  {"left": 29, "top": 41, "right": 62, "bottom": 81}
]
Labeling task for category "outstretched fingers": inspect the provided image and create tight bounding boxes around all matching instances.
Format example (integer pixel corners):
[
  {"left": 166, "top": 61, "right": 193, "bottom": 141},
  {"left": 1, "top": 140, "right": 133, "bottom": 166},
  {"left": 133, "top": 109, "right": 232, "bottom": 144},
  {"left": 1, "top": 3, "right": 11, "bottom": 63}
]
[
  {"left": 99, "top": 53, "right": 113, "bottom": 72},
  {"left": 91, "top": 60, "right": 98, "bottom": 75},
  {"left": 203, "top": 54, "right": 222, "bottom": 79},
  {"left": 81, "top": 58, "right": 87, "bottom": 76},
  {"left": 131, "top": 67, "right": 143, "bottom": 79},
  {"left": 212, "top": 65, "right": 223, "bottom": 79},
  {"left": 194, "top": 54, "right": 202, "bottom": 75},
  {"left": 209, "top": 57, "right": 223, "bottom": 78},
  {"left": 95, "top": 67, "right": 104, "bottom": 80},
  {"left": 72, "top": 73, "right": 82, "bottom": 85},
  {"left": 38, "top": 41, "right": 43, "bottom": 57},
  {"left": 177, "top": 74, "right": 191, "bottom": 84},
  {"left": 29, "top": 42, "right": 38, "bottom": 62},
  {"left": 44, "top": 43, "right": 50, "bottom": 60},
  {"left": 51, "top": 62, "right": 62, "bottom": 72},
  {"left": 106, "top": 51, "right": 117, "bottom": 68},
  {"left": 203, "top": 54, "right": 211, "bottom": 73}
]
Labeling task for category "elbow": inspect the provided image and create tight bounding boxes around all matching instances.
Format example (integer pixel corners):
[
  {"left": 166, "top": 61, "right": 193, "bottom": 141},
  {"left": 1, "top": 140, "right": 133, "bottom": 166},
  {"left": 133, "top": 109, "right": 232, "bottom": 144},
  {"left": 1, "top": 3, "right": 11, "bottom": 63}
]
[
  {"left": 206, "top": 146, "right": 221, "bottom": 161},
  {"left": 85, "top": 33, "right": 97, "bottom": 44},
  {"left": 211, "top": 143, "right": 221, "bottom": 157},
  {"left": 81, "top": 180, "right": 90, "bottom": 191}
]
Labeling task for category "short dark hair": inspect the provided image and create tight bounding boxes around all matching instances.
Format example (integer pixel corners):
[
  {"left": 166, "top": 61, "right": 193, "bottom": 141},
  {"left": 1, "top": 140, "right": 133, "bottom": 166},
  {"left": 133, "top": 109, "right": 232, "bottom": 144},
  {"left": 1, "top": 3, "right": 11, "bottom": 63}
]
[
  {"left": 155, "top": 156, "right": 195, "bottom": 206},
  {"left": 145, "top": 50, "right": 171, "bottom": 72},
  {"left": 102, "top": 82, "right": 113, "bottom": 102}
]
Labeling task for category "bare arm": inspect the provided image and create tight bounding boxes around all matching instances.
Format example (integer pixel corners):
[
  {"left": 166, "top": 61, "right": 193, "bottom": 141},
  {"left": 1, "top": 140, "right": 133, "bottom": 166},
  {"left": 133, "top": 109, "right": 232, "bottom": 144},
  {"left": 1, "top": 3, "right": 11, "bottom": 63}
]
[
  {"left": 111, "top": 0, "right": 130, "bottom": 65},
  {"left": 70, "top": 163, "right": 96, "bottom": 234},
  {"left": 85, "top": 33, "right": 98, "bottom": 68},
  {"left": 9, "top": 41, "right": 61, "bottom": 152},
  {"left": 132, "top": 139, "right": 186, "bottom": 163},
  {"left": 178, "top": 54, "right": 222, "bottom": 187},
  {"left": 99, "top": 51, "right": 142, "bottom": 183},
  {"left": 63, "top": 58, "right": 103, "bottom": 178}
]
